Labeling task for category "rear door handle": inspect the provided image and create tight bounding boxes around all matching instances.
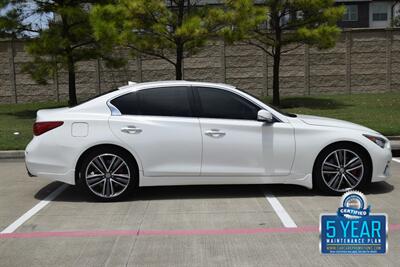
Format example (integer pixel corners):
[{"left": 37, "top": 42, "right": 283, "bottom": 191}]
[
  {"left": 205, "top": 129, "right": 226, "bottom": 138},
  {"left": 121, "top": 126, "right": 142, "bottom": 134}
]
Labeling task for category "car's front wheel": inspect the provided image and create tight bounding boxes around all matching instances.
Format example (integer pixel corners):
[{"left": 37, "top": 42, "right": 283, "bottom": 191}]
[
  {"left": 78, "top": 147, "right": 137, "bottom": 201},
  {"left": 313, "top": 143, "right": 372, "bottom": 195}
]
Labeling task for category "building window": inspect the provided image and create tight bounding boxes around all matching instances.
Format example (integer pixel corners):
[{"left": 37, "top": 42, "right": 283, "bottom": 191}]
[
  {"left": 372, "top": 2, "right": 388, "bottom": 21},
  {"left": 343, "top": 5, "right": 358, "bottom": 21}
]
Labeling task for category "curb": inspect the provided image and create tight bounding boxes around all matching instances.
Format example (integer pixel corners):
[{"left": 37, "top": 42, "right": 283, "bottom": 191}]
[{"left": 0, "top": 150, "right": 25, "bottom": 159}]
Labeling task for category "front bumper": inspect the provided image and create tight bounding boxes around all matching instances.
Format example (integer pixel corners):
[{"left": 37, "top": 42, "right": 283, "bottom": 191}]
[{"left": 370, "top": 142, "right": 392, "bottom": 183}]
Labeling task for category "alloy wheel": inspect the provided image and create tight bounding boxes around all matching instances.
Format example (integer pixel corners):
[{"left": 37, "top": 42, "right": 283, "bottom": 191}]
[
  {"left": 321, "top": 149, "right": 364, "bottom": 192},
  {"left": 85, "top": 153, "right": 131, "bottom": 198}
]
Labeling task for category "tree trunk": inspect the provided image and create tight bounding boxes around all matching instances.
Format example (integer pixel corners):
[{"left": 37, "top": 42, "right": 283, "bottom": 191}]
[
  {"left": 67, "top": 54, "right": 77, "bottom": 106},
  {"left": 271, "top": 7, "right": 282, "bottom": 107},
  {"left": 175, "top": 43, "right": 183, "bottom": 80},
  {"left": 272, "top": 48, "right": 281, "bottom": 107},
  {"left": 175, "top": 0, "right": 185, "bottom": 80}
]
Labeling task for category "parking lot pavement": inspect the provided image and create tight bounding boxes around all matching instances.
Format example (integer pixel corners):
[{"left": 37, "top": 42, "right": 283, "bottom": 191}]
[
  {"left": 0, "top": 159, "right": 399, "bottom": 266},
  {"left": 0, "top": 159, "right": 61, "bottom": 231}
]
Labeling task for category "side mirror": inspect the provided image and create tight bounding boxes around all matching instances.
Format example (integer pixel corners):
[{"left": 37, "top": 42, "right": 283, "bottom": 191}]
[{"left": 257, "top": 110, "right": 274, "bottom": 123}]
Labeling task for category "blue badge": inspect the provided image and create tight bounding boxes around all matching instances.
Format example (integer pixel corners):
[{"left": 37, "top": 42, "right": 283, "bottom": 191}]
[{"left": 320, "top": 191, "right": 387, "bottom": 254}]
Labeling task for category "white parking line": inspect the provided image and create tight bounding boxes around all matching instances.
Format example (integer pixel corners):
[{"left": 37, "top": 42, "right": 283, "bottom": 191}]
[
  {"left": 392, "top": 158, "right": 400, "bottom": 164},
  {"left": 1, "top": 184, "right": 68, "bottom": 234},
  {"left": 263, "top": 192, "right": 297, "bottom": 228}
]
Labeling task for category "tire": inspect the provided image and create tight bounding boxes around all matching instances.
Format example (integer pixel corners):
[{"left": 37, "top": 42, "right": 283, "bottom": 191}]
[
  {"left": 78, "top": 147, "right": 137, "bottom": 201},
  {"left": 313, "top": 143, "right": 372, "bottom": 195}
]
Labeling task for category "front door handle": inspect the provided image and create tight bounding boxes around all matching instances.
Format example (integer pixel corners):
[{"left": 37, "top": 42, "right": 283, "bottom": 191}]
[
  {"left": 205, "top": 129, "right": 226, "bottom": 138},
  {"left": 121, "top": 126, "right": 142, "bottom": 134}
]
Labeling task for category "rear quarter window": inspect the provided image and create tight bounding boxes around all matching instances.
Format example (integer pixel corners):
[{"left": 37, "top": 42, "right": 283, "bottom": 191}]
[{"left": 110, "top": 92, "right": 139, "bottom": 115}]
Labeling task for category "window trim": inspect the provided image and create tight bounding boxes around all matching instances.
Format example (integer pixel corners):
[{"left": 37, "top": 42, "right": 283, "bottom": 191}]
[
  {"left": 193, "top": 86, "right": 262, "bottom": 121},
  {"left": 107, "top": 100, "right": 122, "bottom": 116}
]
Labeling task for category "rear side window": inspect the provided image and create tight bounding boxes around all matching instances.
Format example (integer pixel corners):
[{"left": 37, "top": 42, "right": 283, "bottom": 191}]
[
  {"left": 138, "top": 86, "right": 193, "bottom": 117},
  {"left": 110, "top": 92, "right": 138, "bottom": 115},
  {"left": 196, "top": 87, "right": 259, "bottom": 120}
]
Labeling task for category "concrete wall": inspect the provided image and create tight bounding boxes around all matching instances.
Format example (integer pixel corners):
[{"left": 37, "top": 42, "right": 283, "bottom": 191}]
[{"left": 0, "top": 28, "right": 399, "bottom": 104}]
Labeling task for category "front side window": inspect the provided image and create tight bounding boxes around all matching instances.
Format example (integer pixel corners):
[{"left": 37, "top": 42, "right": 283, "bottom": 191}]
[
  {"left": 138, "top": 86, "right": 192, "bottom": 117},
  {"left": 343, "top": 5, "right": 358, "bottom": 21},
  {"left": 372, "top": 3, "right": 388, "bottom": 21},
  {"left": 196, "top": 87, "right": 259, "bottom": 120}
]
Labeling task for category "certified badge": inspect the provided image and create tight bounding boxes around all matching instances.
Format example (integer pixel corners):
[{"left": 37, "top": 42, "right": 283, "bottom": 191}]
[
  {"left": 320, "top": 191, "right": 388, "bottom": 254},
  {"left": 338, "top": 191, "right": 370, "bottom": 219}
]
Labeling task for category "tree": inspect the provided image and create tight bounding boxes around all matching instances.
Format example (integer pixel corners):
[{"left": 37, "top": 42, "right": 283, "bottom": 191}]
[
  {"left": 0, "top": 0, "right": 121, "bottom": 106},
  {"left": 90, "top": 0, "right": 222, "bottom": 80},
  {"left": 220, "top": 0, "right": 344, "bottom": 106},
  {"left": 391, "top": 1, "right": 400, "bottom": 27}
]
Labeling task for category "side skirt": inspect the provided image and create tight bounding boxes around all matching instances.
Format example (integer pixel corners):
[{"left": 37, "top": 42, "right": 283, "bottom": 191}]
[{"left": 138, "top": 172, "right": 313, "bottom": 189}]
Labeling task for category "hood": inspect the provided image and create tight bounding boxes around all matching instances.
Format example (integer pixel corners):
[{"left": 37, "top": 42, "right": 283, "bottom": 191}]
[{"left": 296, "top": 114, "right": 379, "bottom": 134}]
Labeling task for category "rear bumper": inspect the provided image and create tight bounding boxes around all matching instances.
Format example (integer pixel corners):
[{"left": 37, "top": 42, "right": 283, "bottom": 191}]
[
  {"left": 25, "top": 137, "right": 76, "bottom": 185},
  {"left": 25, "top": 162, "right": 36, "bottom": 177}
]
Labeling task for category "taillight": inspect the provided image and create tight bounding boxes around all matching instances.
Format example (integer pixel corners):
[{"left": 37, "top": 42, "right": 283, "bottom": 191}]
[{"left": 33, "top": 121, "right": 64, "bottom": 136}]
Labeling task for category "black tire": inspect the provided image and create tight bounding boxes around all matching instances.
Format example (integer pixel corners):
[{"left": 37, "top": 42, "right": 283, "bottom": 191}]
[
  {"left": 313, "top": 143, "right": 372, "bottom": 195},
  {"left": 78, "top": 147, "right": 137, "bottom": 201}
]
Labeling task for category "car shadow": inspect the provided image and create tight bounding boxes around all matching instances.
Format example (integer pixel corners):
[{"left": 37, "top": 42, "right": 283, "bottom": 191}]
[{"left": 34, "top": 181, "right": 394, "bottom": 203}]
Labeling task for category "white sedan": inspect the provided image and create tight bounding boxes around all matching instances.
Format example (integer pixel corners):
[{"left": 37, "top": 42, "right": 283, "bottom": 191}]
[{"left": 25, "top": 81, "right": 392, "bottom": 200}]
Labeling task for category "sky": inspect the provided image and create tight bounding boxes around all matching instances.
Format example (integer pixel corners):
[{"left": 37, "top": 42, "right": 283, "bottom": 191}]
[{"left": 1, "top": 1, "right": 51, "bottom": 35}]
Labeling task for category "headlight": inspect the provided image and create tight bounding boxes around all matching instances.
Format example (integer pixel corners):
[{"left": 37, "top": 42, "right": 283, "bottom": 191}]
[{"left": 363, "top": 134, "right": 386, "bottom": 148}]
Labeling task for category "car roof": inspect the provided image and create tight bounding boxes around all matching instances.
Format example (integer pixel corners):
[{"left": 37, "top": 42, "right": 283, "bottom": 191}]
[{"left": 118, "top": 80, "right": 236, "bottom": 91}]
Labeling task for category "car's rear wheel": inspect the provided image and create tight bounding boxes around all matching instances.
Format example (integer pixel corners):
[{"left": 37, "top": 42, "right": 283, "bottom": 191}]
[
  {"left": 78, "top": 148, "right": 137, "bottom": 201},
  {"left": 313, "top": 144, "right": 372, "bottom": 195}
]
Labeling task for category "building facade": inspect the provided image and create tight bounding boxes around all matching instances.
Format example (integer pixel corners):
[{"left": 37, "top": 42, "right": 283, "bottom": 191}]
[
  {"left": 172, "top": 0, "right": 400, "bottom": 29},
  {"left": 337, "top": 0, "right": 400, "bottom": 28}
]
